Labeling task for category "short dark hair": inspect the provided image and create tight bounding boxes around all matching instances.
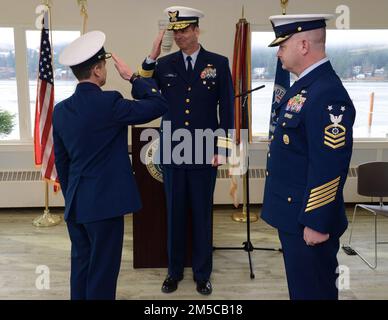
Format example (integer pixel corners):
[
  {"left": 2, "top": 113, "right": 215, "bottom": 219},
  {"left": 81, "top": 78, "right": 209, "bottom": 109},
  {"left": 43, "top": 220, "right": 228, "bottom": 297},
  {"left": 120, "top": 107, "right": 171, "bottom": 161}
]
[
  {"left": 189, "top": 23, "right": 199, "bottom": 30},
  {"left": 71, "top": 60, "right": 104, "bottom": 81}
]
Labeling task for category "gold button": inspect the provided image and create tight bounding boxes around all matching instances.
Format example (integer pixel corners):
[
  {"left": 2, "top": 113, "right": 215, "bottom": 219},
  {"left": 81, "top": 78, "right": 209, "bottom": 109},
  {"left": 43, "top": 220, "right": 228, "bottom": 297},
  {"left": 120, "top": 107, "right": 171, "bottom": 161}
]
[
  {"left": 298, "top": 26, "right": 302, "bottom": 31},
  {"left": 283, "top": 134, "right": 290, "bottom": 145},
  {"left": 271, "top": 135, "right": 274, "bottom": 141},
  {"left": 185, "top": 121, "right": 189, "bottom": 126},
  {"left": 288, "top": 197, "right": 292, "bottom": 203},
  {"left": 266, "top": 170, "right": 269, "bottom": 177},
  {"left": 268, "top": 153, "right": 271, "bottom": 158},
  {"left": 188, "top": 86, "right": 192, "bottom": 91},
  {"left": 212, "top": 82, "right": 215, "bottom": 85},
  {"left": 282, "top": 122, "right": 286, "bottom": 127},
  {"left": 186, "top": 98, "right": 190, "bottom": 103},
  {"left": 152, "top": 88, "right": 157, "bottom": 93},
  {"left": 167, "top": 83, "right": 171, "bottom": 87},
  {"left": 203, "top": 81, "right": 207, "bottom": 85},
  {"left": 208, "top": 87, "right": 211, "bottom": 89},
  {"left": 185, "top": 109, "right": 190, "bottom": 114}
]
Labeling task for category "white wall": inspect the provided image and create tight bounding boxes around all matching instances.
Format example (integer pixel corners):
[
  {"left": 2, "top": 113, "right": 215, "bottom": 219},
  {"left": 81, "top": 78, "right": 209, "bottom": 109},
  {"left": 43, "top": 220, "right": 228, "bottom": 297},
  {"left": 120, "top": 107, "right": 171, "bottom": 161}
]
[{"left": 1, "top": 0, "right": 388, "bottom": 172}]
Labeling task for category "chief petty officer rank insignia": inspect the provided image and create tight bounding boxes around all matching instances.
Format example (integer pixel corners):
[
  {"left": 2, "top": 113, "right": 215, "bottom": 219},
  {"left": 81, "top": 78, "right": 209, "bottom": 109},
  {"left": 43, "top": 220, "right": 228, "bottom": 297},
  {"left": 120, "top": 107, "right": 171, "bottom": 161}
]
[{"left": 324, "top": 105, "right": 347, "bottom": 149}]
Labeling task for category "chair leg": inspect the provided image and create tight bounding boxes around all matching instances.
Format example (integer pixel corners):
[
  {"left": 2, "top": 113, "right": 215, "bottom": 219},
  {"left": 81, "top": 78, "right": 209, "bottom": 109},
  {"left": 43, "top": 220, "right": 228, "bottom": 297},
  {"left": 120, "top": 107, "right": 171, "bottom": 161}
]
[
  {"left": 345, "top": 206, "right": 378, "bottom": 269},
  {"left": 348, "top": 204, "right": 359, "bottom": 246},
  {"left": 342, "top": 205, "right": 359, "bottom": 255}
]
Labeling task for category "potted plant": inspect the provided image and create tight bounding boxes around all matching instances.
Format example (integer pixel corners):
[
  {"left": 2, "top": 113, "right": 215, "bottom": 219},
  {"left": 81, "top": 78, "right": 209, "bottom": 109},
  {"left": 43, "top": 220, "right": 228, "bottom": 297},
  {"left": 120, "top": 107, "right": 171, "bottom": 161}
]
[{"left": 0, "top": 108, "right": 15, "bottom": 137}]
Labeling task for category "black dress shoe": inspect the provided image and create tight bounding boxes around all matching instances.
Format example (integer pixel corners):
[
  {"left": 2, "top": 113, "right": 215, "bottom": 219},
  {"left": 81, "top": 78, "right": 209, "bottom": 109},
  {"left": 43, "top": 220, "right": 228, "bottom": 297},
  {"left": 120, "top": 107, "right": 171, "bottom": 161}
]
[
  {"left": 161, "top": 275, "right": 183, "bottom": 293},
  {"left": 196, "top": 279, "right": 212, "bottom": 295}
]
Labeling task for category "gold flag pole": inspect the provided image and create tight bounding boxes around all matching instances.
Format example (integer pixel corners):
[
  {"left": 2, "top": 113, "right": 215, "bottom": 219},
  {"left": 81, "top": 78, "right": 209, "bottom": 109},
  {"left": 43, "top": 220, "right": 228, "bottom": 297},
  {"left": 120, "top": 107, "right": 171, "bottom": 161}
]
[
  {"left": 78, "top": 0, "right": 88, "bottom": 34},
  {"left": 33, "top": 182, "right": 61, "bottom": 227},
  {"left": 232, "top": 6, "right": 258, "bottom": 223},
  {"left": 33, "top": 1, "right": 61, "bottom": 227}
]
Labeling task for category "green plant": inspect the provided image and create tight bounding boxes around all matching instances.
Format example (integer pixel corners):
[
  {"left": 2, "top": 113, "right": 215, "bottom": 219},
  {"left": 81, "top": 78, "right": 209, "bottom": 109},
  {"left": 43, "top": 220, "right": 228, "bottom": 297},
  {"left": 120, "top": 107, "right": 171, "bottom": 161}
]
[{"left": 0, "top": 109, "right": 15, "bottom": 137}]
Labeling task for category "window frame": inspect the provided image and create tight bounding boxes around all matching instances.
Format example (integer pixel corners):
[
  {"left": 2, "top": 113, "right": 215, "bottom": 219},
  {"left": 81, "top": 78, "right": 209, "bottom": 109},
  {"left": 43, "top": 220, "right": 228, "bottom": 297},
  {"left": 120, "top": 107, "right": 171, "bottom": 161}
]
[{"left": 250, "top": 24, "right": 388, "bottom": 143}]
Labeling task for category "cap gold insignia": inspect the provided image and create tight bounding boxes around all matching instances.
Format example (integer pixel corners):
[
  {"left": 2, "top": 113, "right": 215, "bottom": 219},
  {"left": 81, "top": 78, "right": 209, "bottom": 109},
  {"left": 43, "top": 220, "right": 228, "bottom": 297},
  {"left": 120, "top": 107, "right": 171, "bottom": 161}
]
[{"left": 168, "top": 11, "right": 178, "bottom": 22}]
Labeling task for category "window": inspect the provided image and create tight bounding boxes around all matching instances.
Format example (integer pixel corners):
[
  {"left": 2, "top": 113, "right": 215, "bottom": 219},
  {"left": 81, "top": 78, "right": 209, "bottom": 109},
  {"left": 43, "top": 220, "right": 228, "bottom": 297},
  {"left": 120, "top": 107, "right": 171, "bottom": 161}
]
[
  {"left": 0, "top": 28, "right": 19, "bottom": 140},
  {"left": 26, "top": 30, "right": 80, "bottom": 136},
  {"left": 0, "top": 28, "right": 80, "bottom": 143},
  {"left": 251, "top": 29, "right": 388, "bottom": 139}
]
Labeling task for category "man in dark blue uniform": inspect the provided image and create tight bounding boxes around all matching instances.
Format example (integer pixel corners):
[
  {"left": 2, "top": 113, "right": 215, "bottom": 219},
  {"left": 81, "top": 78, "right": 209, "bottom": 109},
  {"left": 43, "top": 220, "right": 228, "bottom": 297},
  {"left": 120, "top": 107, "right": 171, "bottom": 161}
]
[
  {"left": 139, "top": 6, "right": 234, "bottom": 295},
  {"left": 261, "top": 14, "right": 356, "bottom": 300},
  {"left": 53, "top": 31, "right": 168, "bottom": 300}
]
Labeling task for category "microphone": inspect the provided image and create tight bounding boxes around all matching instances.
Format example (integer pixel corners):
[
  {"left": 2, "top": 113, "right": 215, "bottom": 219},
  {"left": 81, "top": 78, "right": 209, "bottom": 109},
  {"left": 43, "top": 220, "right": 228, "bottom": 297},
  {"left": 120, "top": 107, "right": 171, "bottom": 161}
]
[{"left": 235, "top": 85, "right": 265, "bottom": 98}]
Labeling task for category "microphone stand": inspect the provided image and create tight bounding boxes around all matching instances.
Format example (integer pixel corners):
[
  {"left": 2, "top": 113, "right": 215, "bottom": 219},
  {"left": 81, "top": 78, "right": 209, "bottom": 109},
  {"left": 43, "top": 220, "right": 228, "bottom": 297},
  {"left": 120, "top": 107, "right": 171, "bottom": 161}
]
[{"left": 213, "top": 85, "right": 282, "bottom": 279}]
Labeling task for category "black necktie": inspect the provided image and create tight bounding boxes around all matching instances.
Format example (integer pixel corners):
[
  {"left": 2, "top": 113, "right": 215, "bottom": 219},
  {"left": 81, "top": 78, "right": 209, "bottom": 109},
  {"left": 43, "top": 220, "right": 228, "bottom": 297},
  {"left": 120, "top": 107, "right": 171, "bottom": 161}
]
[{"left": 186, "top": 56, "right": 193, "bottom": 77}]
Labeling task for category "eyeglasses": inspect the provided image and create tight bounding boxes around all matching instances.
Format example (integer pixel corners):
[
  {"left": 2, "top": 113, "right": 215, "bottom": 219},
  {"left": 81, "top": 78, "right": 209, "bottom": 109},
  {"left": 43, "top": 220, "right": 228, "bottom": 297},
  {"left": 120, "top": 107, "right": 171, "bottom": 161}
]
[{"left": 97, "top": 52, "right": 112, "bottom": 60}]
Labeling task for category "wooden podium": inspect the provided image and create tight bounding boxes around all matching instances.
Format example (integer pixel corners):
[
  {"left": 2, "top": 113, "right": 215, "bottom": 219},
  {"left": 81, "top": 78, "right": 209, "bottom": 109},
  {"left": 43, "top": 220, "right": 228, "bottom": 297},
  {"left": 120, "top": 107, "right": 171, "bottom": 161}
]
[{"left": 131, "top": 127, "right": 192, "bottom": 268}]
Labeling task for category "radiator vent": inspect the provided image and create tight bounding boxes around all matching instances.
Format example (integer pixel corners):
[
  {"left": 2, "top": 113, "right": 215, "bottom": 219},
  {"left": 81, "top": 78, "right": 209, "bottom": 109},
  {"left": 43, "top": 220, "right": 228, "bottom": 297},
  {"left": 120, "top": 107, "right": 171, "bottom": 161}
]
[
  {"left": 1, "top": 168, "right": 358, "bottom": 182},
  {"left": 217, "top": 167, "right": 358, "bottom": 180},
  {"left": 0, "top": 170, "right": 42, "bottom": 182}
]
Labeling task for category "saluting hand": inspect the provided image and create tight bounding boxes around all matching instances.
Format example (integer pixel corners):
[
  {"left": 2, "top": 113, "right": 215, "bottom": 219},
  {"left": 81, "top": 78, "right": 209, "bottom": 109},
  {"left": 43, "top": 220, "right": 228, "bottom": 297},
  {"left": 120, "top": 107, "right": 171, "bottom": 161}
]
[
  {"left": 303, "top": 226, "right": 330, "bottom": 246},
  {"left": 211, "top": 154, "right": 227, "bottom": 167},
  {"left": 149, "top": 30, "right": 166, "bottom": 60},
  {"left": 112, "top": 53, "right": 133, "bottom": 81}
]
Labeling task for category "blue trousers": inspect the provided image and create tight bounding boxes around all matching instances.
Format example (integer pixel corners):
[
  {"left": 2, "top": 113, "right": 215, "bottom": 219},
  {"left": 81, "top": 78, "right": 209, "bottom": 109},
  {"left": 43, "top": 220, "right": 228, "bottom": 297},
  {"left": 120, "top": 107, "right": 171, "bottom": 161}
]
[
  {"left": 66, "top": 216, "right": 124, "bottom": 300},
  {"left": 278, "top": 230, "right": 340, "bottom": 300},
  {"left": 163, "top": 167, "right": 217, "bottom": 281}
]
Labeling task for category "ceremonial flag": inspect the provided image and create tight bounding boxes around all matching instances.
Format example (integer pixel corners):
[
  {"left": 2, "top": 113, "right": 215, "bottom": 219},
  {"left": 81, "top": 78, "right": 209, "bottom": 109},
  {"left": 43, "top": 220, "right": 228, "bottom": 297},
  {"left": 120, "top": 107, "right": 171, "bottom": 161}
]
[
  {"left": 34, "top": 12, "right": 59, "bottom": 188},
  {"left": 229, "top": 17, "right": 252, "bottom": 207},
  {"left": 269, "top": 58, "right": 290, "bottom": 136}
]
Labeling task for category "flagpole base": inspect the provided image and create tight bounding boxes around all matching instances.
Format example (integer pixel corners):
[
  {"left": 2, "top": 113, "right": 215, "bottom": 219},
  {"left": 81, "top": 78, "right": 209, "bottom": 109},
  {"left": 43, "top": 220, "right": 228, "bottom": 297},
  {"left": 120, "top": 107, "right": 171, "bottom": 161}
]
[
  {"left": 232, "top": 211, "right": 259, "bottom": 223},
  {"left": 33, "top": 209, "right": 61, "bottom": 227}
]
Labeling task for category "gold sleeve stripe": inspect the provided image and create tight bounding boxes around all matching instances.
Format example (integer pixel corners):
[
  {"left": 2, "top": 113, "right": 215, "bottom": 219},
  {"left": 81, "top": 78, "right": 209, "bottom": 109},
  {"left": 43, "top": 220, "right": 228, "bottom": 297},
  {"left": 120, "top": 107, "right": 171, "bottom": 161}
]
[
  {"left": 217, "top": 139, "right": 233, "bottom": 149},
  {"left": 309, "top": 182, "right": 339, "bottom": 199},
  {"left": 308, "top": 187, "right": 338, "bottom": 203},
  {"left": 324, "top": 141, "right": 345, "bottom": 149},
  {"left": 138, "top": 68, "right": 154, "bottom": 78},
  {"left": 305, "top": 196, "right": 336, "bottom": 212},
  {"left": 324, "top": 136, "right": 345, "bottom": 144},
  {"left": 310, "top": 176, "right": 340, "bottom": 193},
  {"left": 307, "top": 192, "right": 337, "bottom": 208},
  {"left": 218, "top": 137, "right": 232, "bottom": 142}
]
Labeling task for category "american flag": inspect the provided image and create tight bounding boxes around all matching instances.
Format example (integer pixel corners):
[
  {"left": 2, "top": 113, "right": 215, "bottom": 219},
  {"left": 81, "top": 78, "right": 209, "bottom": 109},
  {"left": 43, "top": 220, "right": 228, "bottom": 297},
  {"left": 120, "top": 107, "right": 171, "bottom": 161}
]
[{"left": 34, "top": 15, "right": 58, "bottom": 186}]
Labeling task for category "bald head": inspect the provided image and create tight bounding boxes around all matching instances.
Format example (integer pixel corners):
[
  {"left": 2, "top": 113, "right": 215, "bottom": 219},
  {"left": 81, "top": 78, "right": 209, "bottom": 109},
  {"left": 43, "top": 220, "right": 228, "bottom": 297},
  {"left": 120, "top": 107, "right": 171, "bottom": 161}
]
[
  {"left": 292, "top": 27, "right": 326, "bottom": 53},
  {"left": 276, "top": 27, "right": 327, "bottom": 76}
]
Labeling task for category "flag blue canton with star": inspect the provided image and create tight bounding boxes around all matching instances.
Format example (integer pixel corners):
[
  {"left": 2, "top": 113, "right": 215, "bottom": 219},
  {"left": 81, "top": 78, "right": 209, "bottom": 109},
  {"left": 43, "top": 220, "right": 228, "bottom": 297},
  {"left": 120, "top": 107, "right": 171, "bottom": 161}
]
[{"left": 39, "top": 28, "right": 54, "bottom": 84}]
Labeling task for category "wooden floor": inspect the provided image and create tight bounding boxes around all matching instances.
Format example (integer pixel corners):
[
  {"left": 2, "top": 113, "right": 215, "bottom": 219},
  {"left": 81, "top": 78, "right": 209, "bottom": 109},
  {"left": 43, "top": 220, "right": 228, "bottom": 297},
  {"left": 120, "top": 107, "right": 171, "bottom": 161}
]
[{"left": 0, "top": 205, "right": 387, "bottom": 300}]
